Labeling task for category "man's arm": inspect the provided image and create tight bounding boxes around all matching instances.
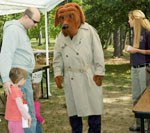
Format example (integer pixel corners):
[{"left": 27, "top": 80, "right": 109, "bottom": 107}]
[{"left": 0, "top": 25, "right": 18, "bottom": 94}]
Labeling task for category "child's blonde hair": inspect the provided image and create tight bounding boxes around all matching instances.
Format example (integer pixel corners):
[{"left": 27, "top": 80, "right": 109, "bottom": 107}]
[
  {"left": 9, "top": 68, "right": 27, "bottom": 84},
  {"left": 32, "top": 83, "right": 41, "bottom": 100},
  {"left": 128, "top": 10, "right": 150, "bottom": 48}
]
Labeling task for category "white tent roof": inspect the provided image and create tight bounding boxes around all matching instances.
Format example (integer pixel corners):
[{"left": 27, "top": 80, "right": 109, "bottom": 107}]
[{"left": 0, "top": 0, "right": 64, "bottom": 15}]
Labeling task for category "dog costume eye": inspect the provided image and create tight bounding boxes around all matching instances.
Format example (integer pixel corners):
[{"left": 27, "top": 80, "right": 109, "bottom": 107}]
[
  {"left": 69, "top": 14, "right": 73, "bottom": 19},
  {"left": 60, "top": 16, "right": 64, "bottom": 20}
]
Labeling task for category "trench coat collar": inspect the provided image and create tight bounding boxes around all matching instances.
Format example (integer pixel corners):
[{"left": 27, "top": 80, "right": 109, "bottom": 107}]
[{"left": 79, "top": 22, "right": 89, "bottom": 30}]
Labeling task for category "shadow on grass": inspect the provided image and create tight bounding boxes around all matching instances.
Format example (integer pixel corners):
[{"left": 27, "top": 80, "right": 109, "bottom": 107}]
[{"left": 104, "top": 63, "right": 131, "bottom": 91}]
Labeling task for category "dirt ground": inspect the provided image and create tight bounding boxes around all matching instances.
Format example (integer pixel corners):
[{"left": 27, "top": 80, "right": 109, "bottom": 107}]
[
  {"left": 102, "top": 57, "right": 149, "bottom": 133},
  {"left": 103, "top": 56, "right": 134, "bottom": 133},
  {"left": 102, "top": 89, "right": 134, "bottom": 133}
]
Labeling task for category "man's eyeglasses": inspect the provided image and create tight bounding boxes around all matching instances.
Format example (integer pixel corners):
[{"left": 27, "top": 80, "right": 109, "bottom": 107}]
[{"left": 27, "top": 15, "right": 39, "bottom": 24}]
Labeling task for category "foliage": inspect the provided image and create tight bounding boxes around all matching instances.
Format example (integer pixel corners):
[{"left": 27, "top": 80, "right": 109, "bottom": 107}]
[
  {"left": 0, "top": 0, "right": 149, "bottom": 51},
  {"left": 83, "top": 0, "right": 150, "bottom": 47},
  {"left": 48, "top": 9, "right": 61, "bottom": 39},
  {"left": 0, "top": 13, "right": 21, "bottom": 43}
]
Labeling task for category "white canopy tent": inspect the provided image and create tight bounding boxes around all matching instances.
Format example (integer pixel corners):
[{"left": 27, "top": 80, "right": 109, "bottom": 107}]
[{"left": 0, "top": 0, "right": 64, "bottom": 96}]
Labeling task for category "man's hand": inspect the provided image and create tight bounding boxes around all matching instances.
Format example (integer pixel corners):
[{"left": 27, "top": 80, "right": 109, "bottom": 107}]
[
  {"left": 3, "top": 81, "right": 13, "bottom": 95},
  {"left": 93, "top": 75, "right": 104, "bottom": 86},
  {"left": 54, "top": 76, "right": 63, "bottom": 89}
]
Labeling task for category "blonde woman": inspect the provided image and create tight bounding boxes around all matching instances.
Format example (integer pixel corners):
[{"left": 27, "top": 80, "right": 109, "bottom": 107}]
[{"left": 126, "top": 10, "right": 150, "bottom": 131}]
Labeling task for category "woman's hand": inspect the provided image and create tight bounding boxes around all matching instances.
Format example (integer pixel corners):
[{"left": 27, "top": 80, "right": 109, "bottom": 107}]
[
  {"left": 126, "top": 45, "right": 138, "bottom": 54},
  {"left": 127, "top": 47, "right": 139, "bottom": 53}
]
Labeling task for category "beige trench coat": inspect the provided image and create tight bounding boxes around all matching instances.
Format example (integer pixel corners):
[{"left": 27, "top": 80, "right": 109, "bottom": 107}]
[{"left": 53, "top": 23, "right": 105, "bottom": 117}]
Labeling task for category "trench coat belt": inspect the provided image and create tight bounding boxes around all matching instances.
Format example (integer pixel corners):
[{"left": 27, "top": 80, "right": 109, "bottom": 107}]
[{"left": 64, "top": 65, "right": 92, "bottom": 73}]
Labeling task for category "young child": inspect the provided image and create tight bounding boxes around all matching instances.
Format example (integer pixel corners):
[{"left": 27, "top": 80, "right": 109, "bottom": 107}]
[
  {"left": 5, "top": 68, "right": 31, "bottom": 133},
  {"left": 32, "top": 83, "right": 45, "bottom": 133}
]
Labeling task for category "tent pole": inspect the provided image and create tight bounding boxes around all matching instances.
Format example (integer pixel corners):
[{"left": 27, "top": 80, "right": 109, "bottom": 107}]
[{"left": 45, "top": 10, "right": 51, "bottom": 96}]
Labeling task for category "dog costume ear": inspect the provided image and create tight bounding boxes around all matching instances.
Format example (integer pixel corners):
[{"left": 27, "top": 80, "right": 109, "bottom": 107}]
[
  {"left": 55, "top": 6, "right": 63, "bottom": 27},
  {"left": 74, "top": 3, "right": 85, "bottom": 24}
]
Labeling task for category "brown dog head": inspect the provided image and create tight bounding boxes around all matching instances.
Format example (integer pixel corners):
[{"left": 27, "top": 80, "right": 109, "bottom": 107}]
[{"left": 55, "top": 3, "right": 85, "bottom": 37}]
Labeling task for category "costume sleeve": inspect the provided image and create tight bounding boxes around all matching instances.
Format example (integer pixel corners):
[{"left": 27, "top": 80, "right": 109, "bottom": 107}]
[
  {"left": 34, "top": 101, "right": 44, "bottom": 123},
  {"left": 53, "top": 35, "right": 64, "bottom": 77},
  {"left": 0, "top": 25, "right": 19, "bottom": 83},
  {"left": 90, "top": 25, "right": 105, "bottom": 75},
  {"left": 16, "top": 97, "right": 31, "bottom": 120}
]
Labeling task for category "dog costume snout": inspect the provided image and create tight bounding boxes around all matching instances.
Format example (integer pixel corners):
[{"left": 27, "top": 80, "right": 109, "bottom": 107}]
[
  {"left": 55, "top": 3, "right": 85, "bottom": 37},
  {"left": 62, "top": 24, "right": 69, "bottom": 30}
]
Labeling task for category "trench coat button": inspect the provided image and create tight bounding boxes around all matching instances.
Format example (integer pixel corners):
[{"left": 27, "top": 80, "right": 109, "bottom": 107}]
[
  {"left": 76, "top": 52, "right": 79, "bottom": 55},
  {"left": 66, "top": 55, "right": 69, "bottom": 57},
  {"left": 68, "top": 66, "right": 71, "bottom": 70},
  {"left": 80, "top": 69, "right": 84, "bottom": 73},
  {"left": 71, "top": 77, "right": 74, "bottom": 80}
]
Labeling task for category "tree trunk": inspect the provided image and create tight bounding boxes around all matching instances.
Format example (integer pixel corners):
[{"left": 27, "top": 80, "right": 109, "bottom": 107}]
[
  {"left": 120, "top": 27, "right": 128, "bottom": 56},
  {"left": 113, "top": 29, "right": 121, "bottom": 58}
]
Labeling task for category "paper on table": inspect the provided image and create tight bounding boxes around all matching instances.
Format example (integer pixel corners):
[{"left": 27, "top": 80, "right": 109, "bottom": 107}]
[{"left": 32, "top": 70, "right": 43, "bottom": 83}]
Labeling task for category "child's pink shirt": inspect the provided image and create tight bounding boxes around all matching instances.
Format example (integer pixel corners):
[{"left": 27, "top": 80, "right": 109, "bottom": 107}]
[
  {"left": 34, "top": 100, "right": 44, "bottom": 123},
  {"left": 5, "top": 85, "right": 23, "bottom": 121}
]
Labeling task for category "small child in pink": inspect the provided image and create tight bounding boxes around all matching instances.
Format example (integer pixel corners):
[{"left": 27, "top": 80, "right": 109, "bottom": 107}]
[
  {"left": 5, "top": 68, "right": 31, "bottom": 133},
  {"left": 32, "top": 83, "right": 45, "bottom": 133}
]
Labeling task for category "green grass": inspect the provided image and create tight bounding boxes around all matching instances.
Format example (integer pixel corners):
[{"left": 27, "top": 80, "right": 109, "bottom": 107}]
[
  {"left": 31, "top": 38, "right": 55, "bottom": 50},
  {"left": 104, "top": 64, "right": 131, "bottom": 91}
]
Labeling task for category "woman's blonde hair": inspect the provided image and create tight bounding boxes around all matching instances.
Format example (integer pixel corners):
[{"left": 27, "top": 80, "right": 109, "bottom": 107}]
[{"left": 128, "top": 10, "right": 150, "bottom": 48}]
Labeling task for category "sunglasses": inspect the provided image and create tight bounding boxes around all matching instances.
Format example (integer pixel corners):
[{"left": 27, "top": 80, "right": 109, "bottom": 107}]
[{"left": 27, "top": 15, "right": 39, "bottom": 24}]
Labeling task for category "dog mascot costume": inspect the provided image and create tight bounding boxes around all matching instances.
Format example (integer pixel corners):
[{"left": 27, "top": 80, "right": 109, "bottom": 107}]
[{"left": 53, "top": 3, "right": 105, "bottom": 133}]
